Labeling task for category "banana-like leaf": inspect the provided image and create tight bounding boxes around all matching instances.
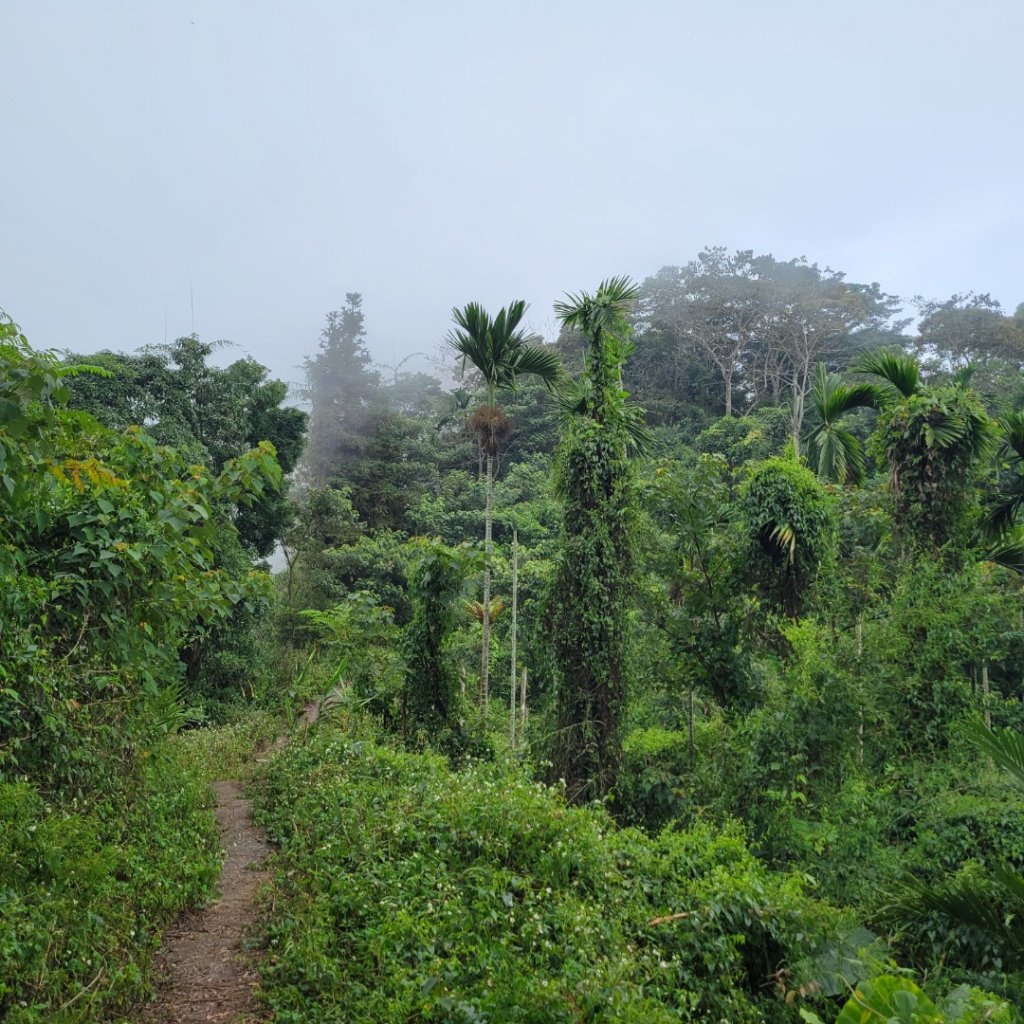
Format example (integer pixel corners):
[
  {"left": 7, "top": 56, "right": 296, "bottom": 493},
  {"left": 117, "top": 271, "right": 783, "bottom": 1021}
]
[{"left": 835, "top": 976, "right": 940, "bottom": 1024}]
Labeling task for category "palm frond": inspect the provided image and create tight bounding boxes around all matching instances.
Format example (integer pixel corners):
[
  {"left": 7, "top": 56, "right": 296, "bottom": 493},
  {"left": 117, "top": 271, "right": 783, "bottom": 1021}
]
[
  {"left": 622, "top": 407, "right": 655, "bottom": 456},
  {"left": 952, "top": 363, "right": 977, "bottom": 389},
  {"left": 508, "top": 345, "right": 563, "bottom": 388},
  {"left": 856, "top": 349, "right": 920, "bottom": 399},
  {"left": 809, "top": 424, "right": 866, "bottom": 486},
  {"left": 811, "top": 362, "right": 883, "bottom": 421},
  {"left": 922, "top": 416, "right": 967, "bottom": 449},
  {"left": 984, "top": 534, "right": 1024, "bottom": 574},
  {"left": 806, "top": 364, "right": 874, "bottom": 485},
  {"left": 963, "top": 719, "right": 1024, "bottom": 793},
  {"left": 998, "top": 411, "right": 1024, "bottom": 462},
  {"left": 983, "top": 498, "right": 1024, "bottom": 539},
  {"left": 447, "top": 300, "right": 560, "bottom": 398},
  {"left": 554, "top": 276, "right": 640, "bottom": 337},
  {"left": 769, "top": 522, "right": 797, "bottom": 564},
  {"left": 894, "top": 872, "right": 1010, "bottom": 940},
  {"left": 553, "top": 377, "right": 591, "bottom": 418}
]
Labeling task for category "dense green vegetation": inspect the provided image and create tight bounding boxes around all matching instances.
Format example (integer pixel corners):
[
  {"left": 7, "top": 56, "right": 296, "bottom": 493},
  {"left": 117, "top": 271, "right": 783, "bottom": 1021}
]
[
  {"left": 5, "top": 248, "right": 1024, "bottom": 1021},
  {"left": 0, "top": 314, "right": 285, "bottom": 1019}
]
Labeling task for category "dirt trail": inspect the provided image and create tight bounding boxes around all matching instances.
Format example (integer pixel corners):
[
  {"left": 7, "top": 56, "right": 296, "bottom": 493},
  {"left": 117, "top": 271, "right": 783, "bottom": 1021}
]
[
  {"left": 141, "top": 704, "right": 321, "bottom": 1022},
  {"left": 141, "top": 779, "right": 269, "bottom": 1023}
]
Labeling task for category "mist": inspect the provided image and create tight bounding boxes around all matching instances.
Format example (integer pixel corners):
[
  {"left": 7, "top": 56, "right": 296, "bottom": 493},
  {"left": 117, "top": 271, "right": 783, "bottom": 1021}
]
[{"left": 3, "top": 0, "right": 1022, "bottom": 387}]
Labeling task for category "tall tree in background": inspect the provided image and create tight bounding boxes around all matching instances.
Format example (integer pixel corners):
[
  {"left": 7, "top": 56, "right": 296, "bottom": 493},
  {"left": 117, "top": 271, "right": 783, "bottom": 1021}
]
[
  {"left": 549, "top": 277, "right": 641, "bottom": 803},
  {"left": 635, "top": 249, "right": 765, "bottom": 419},
  {"left": 302, "top": 293, "right": 380, "bottom": 487},
  {"left": 913, "top": 292, "right": 1024, "bottom": 372},
  {"left": 633, "top": 249, "right": 905, "bottom": 436},
  {"left": 912, "top": 292, "right": 1024, "bottom": 405},
  {"left": 755, "top": 258, "right": 902, "bottom": 450},
  {"left": 65, "top": 336, "right": 306, "bottom": 556},
  {"left": 447, "top": 300, "right": 561, "bottom": 709}
]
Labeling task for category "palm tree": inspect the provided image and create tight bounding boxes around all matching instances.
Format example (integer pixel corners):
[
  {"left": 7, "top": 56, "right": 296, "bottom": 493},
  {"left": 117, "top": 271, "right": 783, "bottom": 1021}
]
[
  {"left": 983, "top": 411, "right": 1024, "bottom": 538},
  {"left": 549, "top": 277, "right": 642, "bottom": 802},
  {"left": 447, "top": 300, "right": 561, "bottom": 710},
  {"left": 855, "top": 349, "right": 994, "bottom": 548},
  {"left": 805, "top": 362, "right": 884, "bottom": 485}
]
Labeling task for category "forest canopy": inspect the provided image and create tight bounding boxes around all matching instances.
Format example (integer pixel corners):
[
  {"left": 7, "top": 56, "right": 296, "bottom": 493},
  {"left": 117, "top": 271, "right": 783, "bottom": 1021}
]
[{"left": 4, "top": 245, "right": 1024, "bottom": 1022}]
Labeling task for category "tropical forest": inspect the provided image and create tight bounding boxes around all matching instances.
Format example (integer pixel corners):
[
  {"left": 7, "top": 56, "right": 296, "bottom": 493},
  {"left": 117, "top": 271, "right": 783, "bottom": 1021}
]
[{"left": 6, "top": 252, "right": 1024, "bottom": 1023}]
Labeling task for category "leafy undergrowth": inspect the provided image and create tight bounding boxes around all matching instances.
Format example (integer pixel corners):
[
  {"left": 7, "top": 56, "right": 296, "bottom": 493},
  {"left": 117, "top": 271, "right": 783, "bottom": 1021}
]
[
  {"left": 174, "top": 708, "right": 281, "bottom": 780},
  {"left": 0, "top": 745, "right": 219, "bottom": 1023},
  {"left": 254, "top": 722, "right": 879, "bottom": 1024}
]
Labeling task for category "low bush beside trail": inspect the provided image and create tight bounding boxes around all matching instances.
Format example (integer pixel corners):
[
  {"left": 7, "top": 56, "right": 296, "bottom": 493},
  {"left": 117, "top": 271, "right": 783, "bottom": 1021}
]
[
  {"left": 253, "top": 721, "right": 877, "bottom": 1023},
  {"left": 0, "top": 746, "right": 219, "bottom": 1023}
]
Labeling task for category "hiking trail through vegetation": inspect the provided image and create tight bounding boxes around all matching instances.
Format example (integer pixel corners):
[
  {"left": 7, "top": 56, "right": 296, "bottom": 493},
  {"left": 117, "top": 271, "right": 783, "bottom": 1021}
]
[
  {"left": 141, "top": 706, "right": 318, "bottom": 1023},
  {"left": 141, "top": 779, "right": 268, "bottom": 1024}
]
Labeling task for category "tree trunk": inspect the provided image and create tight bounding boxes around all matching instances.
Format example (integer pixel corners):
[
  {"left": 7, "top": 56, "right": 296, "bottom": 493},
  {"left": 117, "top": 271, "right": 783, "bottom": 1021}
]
[
  {"left": 723, "top": 369, "right": 733, "bottom": 418},
  {"left": 519, "top": 667, "right": 528, "bottom": 742},
  {"left": 791, "top": 359, "right": 809, "bottom": 453},
  {"left": 856, "top": 616, "right": 864, "bottom": 766},
  {"left": 688, "top": 687, "right": 695, "bottom": 764},
  {"left": 982, "top": 660, "right": 991, "bottom": 730},
  {"left": 480, "top": 452, "right": 493, "bottom": 710},
  {"left": 510, "top": 530, "right": 518, "bottom": 750}
]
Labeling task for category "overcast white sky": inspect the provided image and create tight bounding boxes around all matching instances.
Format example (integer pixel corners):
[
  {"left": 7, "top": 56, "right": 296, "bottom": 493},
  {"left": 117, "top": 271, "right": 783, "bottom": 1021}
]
[{"left": 3, "top": 0, "right": 1022, "bottom": 389}]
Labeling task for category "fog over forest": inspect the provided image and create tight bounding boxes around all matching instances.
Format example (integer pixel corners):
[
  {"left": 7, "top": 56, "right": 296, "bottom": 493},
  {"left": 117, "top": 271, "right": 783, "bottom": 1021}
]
[
  {"left": 3, "top": 0, "right": 1023, "bottom": 387},
  {"left": 8, "top": 5, "right": 1024, "bottom": 1022}
]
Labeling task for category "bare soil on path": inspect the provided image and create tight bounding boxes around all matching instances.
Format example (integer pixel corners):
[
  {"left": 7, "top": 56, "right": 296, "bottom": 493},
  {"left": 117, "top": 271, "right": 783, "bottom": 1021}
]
[
  {"left": 140, "top": 780, "right": 269, "bottom": 1024},
  {"left": 139, "top": 705, "right": 320, "bottom": 1023}
]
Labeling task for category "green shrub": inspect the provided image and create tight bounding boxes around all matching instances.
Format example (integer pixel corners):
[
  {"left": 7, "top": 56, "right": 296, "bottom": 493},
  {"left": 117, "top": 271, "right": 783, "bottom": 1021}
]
[
  {"left": 253, "top": 724, "right": 871, "bottom": 1023},
  {"left": 739, "top": 456, "right": 837, "bottom": 619},
  {"left": 0, "top": 746, "right": 218, "bottom": 1022},
  {"left": 616, "top": 727, "right": 692, "bottom": 829}
]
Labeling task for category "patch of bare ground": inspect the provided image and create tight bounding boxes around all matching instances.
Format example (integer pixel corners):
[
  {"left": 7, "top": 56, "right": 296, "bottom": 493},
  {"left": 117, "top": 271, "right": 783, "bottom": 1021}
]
[
  {"left": 139, "top": 780, "right": 269, "bottom": 1024},
  {"left": 138, "top": 705, "right": 321, "bottom": 1023}
]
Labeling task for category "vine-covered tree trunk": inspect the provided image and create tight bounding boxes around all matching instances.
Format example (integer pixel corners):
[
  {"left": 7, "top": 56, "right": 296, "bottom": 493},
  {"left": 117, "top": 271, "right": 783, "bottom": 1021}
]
[
  {"left": 480, "top": 452, "right": 493, "bottom": 709},
  {"left": 550, "top": 424, "right": 633, "bottom": 801},
  {"left": 548, "top": 277, "right": 641, "bottom": 804}
]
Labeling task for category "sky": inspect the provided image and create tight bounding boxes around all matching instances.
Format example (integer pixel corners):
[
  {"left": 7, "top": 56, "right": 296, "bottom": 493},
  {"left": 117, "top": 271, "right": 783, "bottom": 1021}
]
[{"left": 3, "top": 0, "right": 1023, "bottom": 392}]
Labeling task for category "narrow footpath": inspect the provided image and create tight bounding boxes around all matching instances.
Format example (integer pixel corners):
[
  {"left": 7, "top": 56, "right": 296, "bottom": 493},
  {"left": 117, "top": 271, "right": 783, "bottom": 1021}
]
[
  {"left": 141, "top": 780, "right": 269, "bottom": 1023},
  {"left": 140, "top": 706, "right": 319, "bottom": 1022}
]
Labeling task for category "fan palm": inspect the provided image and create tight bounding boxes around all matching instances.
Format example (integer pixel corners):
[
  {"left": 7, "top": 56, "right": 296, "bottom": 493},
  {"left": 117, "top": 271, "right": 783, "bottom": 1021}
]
[
  {"left": 447, "top": 301, "right": 561, "bottom": 710},
  {"left": 805, "top": 362, "right": 884, "bottom": 485}
]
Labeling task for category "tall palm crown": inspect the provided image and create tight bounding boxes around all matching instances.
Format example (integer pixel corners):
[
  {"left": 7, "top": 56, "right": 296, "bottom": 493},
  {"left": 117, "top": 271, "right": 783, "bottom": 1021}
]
[
  {"left": 806, "top": 362, "right": 884, "bottom": 486},
  {"left": 447, "top": 300, "right": 561, "bottom": 404},
  {"left": 553, "top": 276, "right": 639, "bottom": 420}
]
